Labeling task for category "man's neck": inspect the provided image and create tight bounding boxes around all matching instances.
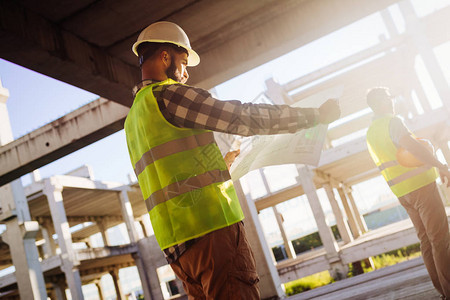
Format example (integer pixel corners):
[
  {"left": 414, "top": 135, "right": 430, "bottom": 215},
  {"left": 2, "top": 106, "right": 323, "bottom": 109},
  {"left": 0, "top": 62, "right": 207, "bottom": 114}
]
[{"left": 141, "top": 60, "right": 168, "bottom": 81}]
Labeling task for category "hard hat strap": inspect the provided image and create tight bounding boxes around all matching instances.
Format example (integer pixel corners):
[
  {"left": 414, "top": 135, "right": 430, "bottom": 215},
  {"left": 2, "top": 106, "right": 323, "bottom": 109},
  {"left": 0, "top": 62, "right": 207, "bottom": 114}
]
[{"left": 139, "top": 51, "right": 151, "bottom": 67}]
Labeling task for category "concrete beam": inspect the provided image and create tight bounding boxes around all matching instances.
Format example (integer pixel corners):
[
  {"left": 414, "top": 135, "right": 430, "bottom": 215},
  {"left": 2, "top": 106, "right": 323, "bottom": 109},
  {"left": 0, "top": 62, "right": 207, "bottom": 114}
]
[
  {"left": 277, "top": 250, "right": 330, "bottom": 284},
  {"left": 53, "top": 175, "right": 124, "bottom": 191},
  {"left": 189, "top": 0, "right": 398, "bottom": 89},
  {"left": 0, "top": 0, "right": 139, "bottom": 108},
  {"left": 0, "top": 0, "right": 397, "bottom": 103},
  {"left": 75, "top": 244, "right": 137, "bottom": 261},
  {"left": 0, "top": 98, "right": 128, "bottom": 186}
]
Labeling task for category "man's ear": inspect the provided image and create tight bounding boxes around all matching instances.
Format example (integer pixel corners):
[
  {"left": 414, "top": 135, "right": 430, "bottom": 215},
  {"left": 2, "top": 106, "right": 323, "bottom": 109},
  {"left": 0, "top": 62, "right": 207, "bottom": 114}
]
[{"left": 160, "top": 50, "right": 170, "bottom": 66}]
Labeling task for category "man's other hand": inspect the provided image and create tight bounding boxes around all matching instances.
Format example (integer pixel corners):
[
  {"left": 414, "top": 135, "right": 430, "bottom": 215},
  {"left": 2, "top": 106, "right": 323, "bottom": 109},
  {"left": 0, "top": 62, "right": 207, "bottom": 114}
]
[
  {"left": 439, "top": 165, "right": 450, "bottom": 187},
  {"left": 224, "top": 149, "right": 240, "bottom": 170},
  {"left": 319, "top": 98, "right": 341, "bottom": 124}
]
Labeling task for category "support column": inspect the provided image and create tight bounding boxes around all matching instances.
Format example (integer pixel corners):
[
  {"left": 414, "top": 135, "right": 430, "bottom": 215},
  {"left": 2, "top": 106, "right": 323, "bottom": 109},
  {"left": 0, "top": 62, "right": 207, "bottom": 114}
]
[
  {"left": 297, "top": 166, "right": 347, "bottom": 280},
  {"left": 0, "top": 80, "right": 47, "bottom": 299},
  {"left": 259, "top": 168, "right": 295, "bottom": 260},
  {"left": 119, "top": 189, "right": 152, "bottom": 299},
  {"left": 0, "top": 208, "right": 47, "bottom": 300},
  {"left": 110, "top": 268, "right": 126, "bottom": 300},
  {"left": 97, "top": 218, "right": 111, "bottom": 246},
  {"left": 44, "top": 178, "right": 84, "bottom": 300},
  {"left": 50, "top": 277, "right": 68, "bottom": 300},
  {"left": 41, "top": 219, "right": 57, "bottom": 258},
  {"left": 323, "top": 183, "right": 353, "bottom": 243},
  {"left": 132, "top": 252, "right": 153, "bottom": 300},
  {"left": 272, "top": 206, "right": 296, "bottom": 259},
  {"left": 136, "top": 235, "right": 167, "bottom": 300},
  {"left": 139, "top": 220, "right": 150, "bottom": 237},
  {"left": 94, "top": 279, "right": 105, "bottom": 300},
  {"left": 343, "top": 185, "right": 367, "bottom": 234},
  {"left": 234, "top": 180, "right": 285, "bottom": 299},
  {"left": 118, "top": 189, "right": 139, "bottom": 243},
  {"left": 438, "top": 140, "right": 450, "bottom": 165},
  {"left": 337, "top": 187, "right": 360, "bottom": 238},
  {"left": 400, "top": 0, "right": 450, "bottom": 111}
]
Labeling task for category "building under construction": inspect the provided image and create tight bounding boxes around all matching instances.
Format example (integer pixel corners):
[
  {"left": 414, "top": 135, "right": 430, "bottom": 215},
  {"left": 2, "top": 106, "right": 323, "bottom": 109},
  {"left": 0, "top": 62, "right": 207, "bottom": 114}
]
[{"left": 0, "top": 0, "right": 450, "bottom": 299}]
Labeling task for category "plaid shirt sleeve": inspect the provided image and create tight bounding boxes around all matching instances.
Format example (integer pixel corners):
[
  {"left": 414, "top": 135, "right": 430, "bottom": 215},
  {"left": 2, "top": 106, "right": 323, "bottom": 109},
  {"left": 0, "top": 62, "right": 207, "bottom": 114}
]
[{"left": 154, "top": 83, "right": 320, "bottom": 136}]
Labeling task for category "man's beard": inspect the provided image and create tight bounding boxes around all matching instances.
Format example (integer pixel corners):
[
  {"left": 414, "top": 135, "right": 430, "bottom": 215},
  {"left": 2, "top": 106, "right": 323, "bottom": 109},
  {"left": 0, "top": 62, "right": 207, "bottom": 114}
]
[{"left": 166, "top": 59, "right": 181, "bottom": 82}]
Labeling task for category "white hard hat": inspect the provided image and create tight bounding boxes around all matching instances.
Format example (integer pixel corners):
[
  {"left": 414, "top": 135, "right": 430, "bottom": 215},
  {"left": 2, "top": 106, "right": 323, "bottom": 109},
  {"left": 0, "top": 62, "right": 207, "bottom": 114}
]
[{"left": 132, "top": 21, "right": 200, "bottom": 67}]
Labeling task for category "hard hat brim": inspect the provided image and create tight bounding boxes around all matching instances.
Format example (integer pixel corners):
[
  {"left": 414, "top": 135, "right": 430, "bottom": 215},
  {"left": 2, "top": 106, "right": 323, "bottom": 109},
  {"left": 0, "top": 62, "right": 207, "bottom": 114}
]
[{"left": 132, "top": 40, "right": 200, "bottom": 67}]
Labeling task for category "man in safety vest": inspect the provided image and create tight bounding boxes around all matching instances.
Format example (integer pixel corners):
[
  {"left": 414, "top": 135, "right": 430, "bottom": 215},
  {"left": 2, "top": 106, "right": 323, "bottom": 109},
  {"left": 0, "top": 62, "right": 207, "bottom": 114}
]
[
  {"left": 366, "top": 87, "right": 450, "bottom": 299},
  {"left": 124, "top": 21, "right": 340, "bottom": 299}
]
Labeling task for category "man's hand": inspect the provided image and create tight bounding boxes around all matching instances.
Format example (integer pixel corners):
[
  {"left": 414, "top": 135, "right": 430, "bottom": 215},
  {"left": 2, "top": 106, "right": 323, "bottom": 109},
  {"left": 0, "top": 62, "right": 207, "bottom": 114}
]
[
  {"left": 438, "top": 164, "right": 450, "bottom": 187},
  {"left": 319, "top": 98, "right": 341, "bottom": 124},
  {"left": 224, "top": 149, "right": 240, "bottom": 170}
]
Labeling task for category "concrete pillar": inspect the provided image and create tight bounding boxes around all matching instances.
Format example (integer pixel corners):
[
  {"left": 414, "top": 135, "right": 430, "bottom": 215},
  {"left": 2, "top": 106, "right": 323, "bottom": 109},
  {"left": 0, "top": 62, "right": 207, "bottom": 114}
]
[
  {"left": 438, "top": 140, "right": 450, "bottom": 165},
  {"left": 272, "top": 206, "right": 296, "bottom": 259},
  {"left": 118, "top": 189, "right": 139, "bottom": 243},
  {"left": 400, "top": 0, "right": 450, "bottom": 112},
  {"left": 0, "top": 80, "right": 47, "bottom": 299},
  {"left": 110, "top": 268, "right": 126, "bottom": 300},
  {"left": 258, "top": 168, "right": 296, "bottom": 260},
  {"left": 1, "top": 213, "right": 47, "bottom": 299},
  {"left": 141, "top": 214, "right": 153, "bottom": 237},
  {"left": 337, "top": 187, "right": 360, "bottom": 238},
  {"left": 323, "top": 183, "right": 353, "bottom": 243},
  {"left": 40, "top": 223, "right": 56, "bottom": 258},
  {"left": 380, "top": 7, "right": 430, "bottom": 116},
  {"left": 132, "top": 252, "right": 153, "bottom": 300},
  {"left": 234, "top": 180, "right": 285, "bottom": 299},
  {"left": 94, "top": 279, "right": 105, "bottom": 300},
  {"left": 31, "top": 170, "right": 42, "bottom": 183},
  {"left": 297, "top": 168, "right": 339, "bottom": 255},
  {"left": 297, "top": 167, "right": 348, "bottom": 280},
  {"left": 136, "top": 236, "right": 167, "bottom": 300},
  {"left": 118, "top": 189, "right": 153, "bottom": 299},
  {"left": 50, "top": 278, "right": 68, "bottom": 300},
  {"left": 43, "top": 178, "right": 84, "bottom": 300},
  {"left": 343, "top": 185, "right": 367, "bottom": 234},
  {"left": 41, "top": 218, "right": 57, "bottom": 256},
  {"left": 97, "top": 218, "right": 111, "bottom": 246},
  {"left": 139, "top": 220, "right": 150, "bottom": 237}
]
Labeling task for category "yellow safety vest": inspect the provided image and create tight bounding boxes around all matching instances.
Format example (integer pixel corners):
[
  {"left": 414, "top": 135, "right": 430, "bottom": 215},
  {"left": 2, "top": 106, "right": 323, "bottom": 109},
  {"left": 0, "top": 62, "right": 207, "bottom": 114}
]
[
  {"left": 124, "top": 79, "right": 244, "bottom": 250},
  {"left": 366, "top": 115, "right": 438, "bottom": 198}
]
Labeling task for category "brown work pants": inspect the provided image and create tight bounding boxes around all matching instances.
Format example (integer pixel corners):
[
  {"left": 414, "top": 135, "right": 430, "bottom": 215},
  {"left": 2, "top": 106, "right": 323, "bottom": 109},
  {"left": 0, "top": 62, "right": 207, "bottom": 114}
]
[
  {"left": 170, "top": 222, "right": 260, "bottom": 300},
  {"left": 399, "top": 182, "right": 450, "bottom": 298}
]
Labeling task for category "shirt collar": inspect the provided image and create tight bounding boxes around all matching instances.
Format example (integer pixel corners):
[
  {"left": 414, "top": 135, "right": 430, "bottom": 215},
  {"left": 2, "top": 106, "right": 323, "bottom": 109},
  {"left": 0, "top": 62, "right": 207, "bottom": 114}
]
[{"left": 132, "top": 79, "right": 157, "bottom": 97}]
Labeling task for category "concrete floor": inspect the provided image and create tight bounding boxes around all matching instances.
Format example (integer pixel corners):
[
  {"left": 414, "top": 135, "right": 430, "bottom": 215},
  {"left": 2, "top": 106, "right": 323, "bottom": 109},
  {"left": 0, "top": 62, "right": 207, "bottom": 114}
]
[{"left": 288, "top": 256, "right": 441, "bottom": 300}]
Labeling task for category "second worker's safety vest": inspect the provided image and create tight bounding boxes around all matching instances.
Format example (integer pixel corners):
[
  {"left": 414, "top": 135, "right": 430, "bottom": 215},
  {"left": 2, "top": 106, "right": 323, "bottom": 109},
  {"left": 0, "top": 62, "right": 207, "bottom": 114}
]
[
  {"left": 366, "top": 115, "right": 438, "bottom": 198},
  {"left": 124, "top": 79, "right": 244, "bottom": 250}
]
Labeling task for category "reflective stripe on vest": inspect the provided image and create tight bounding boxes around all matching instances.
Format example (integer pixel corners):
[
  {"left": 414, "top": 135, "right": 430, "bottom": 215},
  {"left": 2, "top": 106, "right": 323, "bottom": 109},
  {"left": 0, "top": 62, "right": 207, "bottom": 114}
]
[
  {"left": 386, "top": 165, "right": 433, "bottom": 187},
  {"left": 366, "top": 115, "right": 438, "bottom": 198},
  {"left": 124, "top": 79, "right": 244, "bottom": 250},
  {"left": 378, "top": 160, "right": 398, "bottom": 171},
  {"left": 134, "top": 131, "right": 215, "bottom": 176},
  {"left": 145, "top": 169, "right": 231, "bottom": 211}
]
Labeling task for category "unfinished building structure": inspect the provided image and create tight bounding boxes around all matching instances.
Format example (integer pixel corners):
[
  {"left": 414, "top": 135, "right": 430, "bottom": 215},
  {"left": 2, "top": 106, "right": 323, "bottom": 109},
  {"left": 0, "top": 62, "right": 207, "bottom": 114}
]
[{"left": 1, "top": 0, "right": 450, "bottom": 299}]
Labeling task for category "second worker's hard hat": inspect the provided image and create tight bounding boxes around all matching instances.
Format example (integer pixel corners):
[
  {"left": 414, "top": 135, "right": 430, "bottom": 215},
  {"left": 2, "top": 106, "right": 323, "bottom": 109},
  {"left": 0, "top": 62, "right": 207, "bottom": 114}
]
[{"left": 132, "top": 21, "right": 200, "bottom": 67}]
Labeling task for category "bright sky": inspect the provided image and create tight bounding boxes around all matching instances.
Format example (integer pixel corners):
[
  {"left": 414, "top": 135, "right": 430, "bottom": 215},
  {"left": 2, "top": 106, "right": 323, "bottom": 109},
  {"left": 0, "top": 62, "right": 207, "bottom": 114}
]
[{"left": 1, "top": 0, "right": 449, "bottom": 243}]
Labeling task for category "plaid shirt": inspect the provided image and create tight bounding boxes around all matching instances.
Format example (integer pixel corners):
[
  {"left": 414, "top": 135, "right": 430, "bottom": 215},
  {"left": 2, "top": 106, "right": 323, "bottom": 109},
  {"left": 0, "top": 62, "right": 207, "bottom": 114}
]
[{"left": 133, "top": 80, "right": 320, "bottom": 263}]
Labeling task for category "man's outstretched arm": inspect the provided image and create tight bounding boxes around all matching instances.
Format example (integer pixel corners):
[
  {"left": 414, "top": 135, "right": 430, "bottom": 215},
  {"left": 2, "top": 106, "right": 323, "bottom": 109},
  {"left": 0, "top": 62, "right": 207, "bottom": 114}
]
[{"left": 158, "top": 84, "right": 340, "bottom": 136}]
